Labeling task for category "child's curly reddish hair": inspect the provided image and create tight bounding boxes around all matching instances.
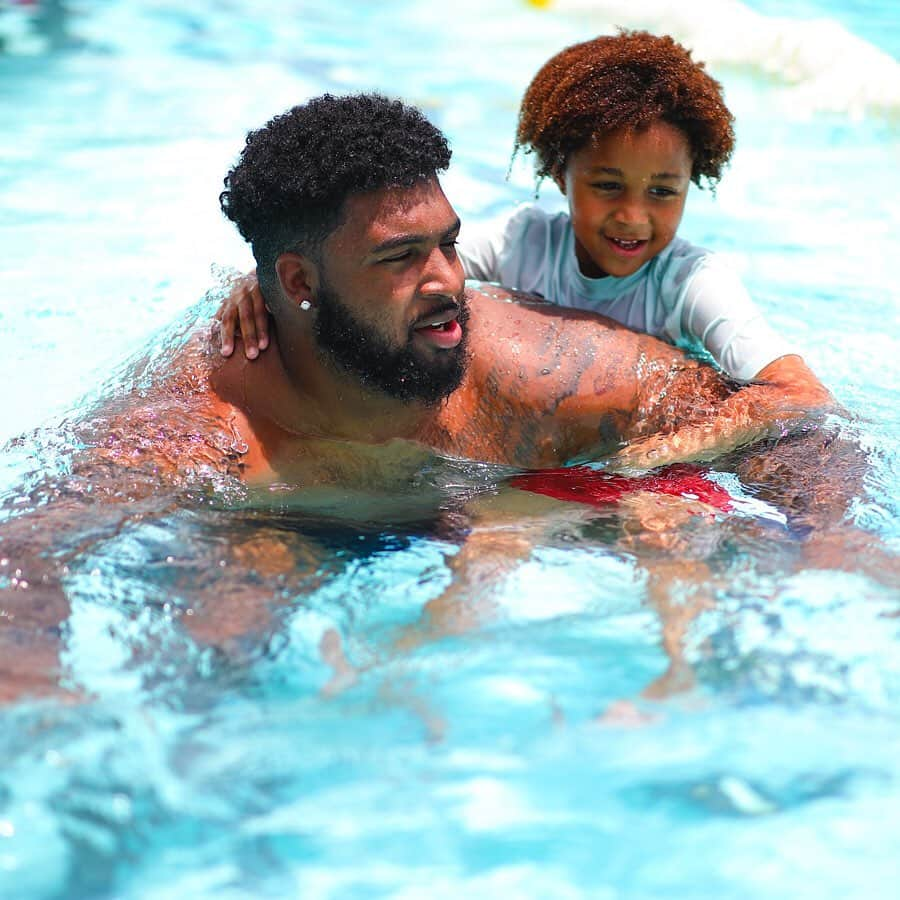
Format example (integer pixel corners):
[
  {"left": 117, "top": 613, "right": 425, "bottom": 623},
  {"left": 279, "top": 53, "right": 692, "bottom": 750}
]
[{"left": 516, "top": 30, "right": 735, "bottom": 188}]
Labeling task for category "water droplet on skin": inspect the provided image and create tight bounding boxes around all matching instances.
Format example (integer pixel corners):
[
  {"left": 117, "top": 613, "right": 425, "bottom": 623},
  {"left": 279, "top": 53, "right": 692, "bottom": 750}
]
[{"left": 540, "top": 368, "right": 551, "bottom": 376}]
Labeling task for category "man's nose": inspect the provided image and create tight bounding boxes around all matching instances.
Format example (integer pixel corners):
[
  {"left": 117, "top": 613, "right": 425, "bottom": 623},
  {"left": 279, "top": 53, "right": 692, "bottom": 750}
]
[{"left": 420, "top": 245, "right": 465, "bottom": 298}]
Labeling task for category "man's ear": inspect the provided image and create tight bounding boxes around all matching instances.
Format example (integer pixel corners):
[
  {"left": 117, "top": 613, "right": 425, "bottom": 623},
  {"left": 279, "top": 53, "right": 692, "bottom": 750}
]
[{"left": 275, "top": 252, "right": 318, "bottom": 308}]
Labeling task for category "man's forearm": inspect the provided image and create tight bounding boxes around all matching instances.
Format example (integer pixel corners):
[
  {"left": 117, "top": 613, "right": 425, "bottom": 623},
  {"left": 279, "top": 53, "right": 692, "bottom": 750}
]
[{"left": 616, "top": 355, "right": 834, "bottom": 470}]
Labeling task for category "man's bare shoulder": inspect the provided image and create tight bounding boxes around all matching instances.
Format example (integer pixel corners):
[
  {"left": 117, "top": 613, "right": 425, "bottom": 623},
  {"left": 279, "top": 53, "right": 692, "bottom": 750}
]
[
  {"left": 86, "top": 327, "right": 256, "bottom": 488},
  {"left": 426, "top": 287, "right": 634, "bottom": 466},
  {"left": 464, "top": 284, "right": 688, "bottom": 373},
  {"left": 442, "top": 285, "right": 732, "bottom": 468},
  {"left": 466, "top": 283, "right": 640, "bottom": 324}
]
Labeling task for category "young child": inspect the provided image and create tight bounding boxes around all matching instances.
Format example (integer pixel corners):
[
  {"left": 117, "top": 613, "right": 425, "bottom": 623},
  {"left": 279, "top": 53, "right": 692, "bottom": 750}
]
[
  {"left": 218, "top": 31, "right": 828, "bottom": 459},
  {"left": 462, "top": 29, "right": 795, "bottom": 383}
]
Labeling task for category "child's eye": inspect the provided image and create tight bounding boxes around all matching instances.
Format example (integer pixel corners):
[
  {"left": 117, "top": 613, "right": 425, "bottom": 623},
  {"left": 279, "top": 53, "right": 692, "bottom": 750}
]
[
  {"left": 649, "top": 186, "right": 679, "bottom": 198},
  {"left": 591, "top": 181, "right": 621, "bottom": 192}
]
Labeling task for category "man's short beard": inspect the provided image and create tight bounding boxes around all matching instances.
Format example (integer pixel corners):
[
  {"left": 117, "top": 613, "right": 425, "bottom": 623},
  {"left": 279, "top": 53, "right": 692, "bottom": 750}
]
[{"left": 312, "top": 279, "right": 469, "bottom": 406}]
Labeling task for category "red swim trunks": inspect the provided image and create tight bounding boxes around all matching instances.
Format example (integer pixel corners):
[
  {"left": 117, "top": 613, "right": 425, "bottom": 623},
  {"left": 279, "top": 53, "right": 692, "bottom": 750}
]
[{"left": 510, "top": 464, "right": 733, "bottom": 512}]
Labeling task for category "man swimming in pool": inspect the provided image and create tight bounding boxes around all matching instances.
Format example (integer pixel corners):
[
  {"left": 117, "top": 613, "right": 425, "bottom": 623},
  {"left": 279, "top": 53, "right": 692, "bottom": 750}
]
[
  {"left": 207, "top": 92, "right": 831, "bottom": 488},
  {"left": 0, "top": 93, "right": 845, "bottom": 706},
  {"left": 202, "top": 91, "right": 845, "bottom": 702}
]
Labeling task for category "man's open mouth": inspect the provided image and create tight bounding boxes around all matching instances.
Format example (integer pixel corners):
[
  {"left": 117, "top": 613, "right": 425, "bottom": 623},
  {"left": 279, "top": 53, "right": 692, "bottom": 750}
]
[{"left": 412, "top": 308, "right": 462, "bottom": 348}]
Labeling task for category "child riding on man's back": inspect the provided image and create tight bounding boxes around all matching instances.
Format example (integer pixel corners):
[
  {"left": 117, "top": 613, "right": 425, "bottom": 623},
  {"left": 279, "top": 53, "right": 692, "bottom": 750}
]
[
  {"left": 462, "top": 30, "right": 795, "bottom": 382},
  {"left": 218, "top": 30, "right": 829, "bottom": 464}
]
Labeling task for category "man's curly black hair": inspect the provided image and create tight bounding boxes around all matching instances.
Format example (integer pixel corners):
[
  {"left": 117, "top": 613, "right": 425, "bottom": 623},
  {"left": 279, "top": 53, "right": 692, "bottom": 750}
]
[{"left": 220, "top": 93, "right": 452, "bottom": 301}]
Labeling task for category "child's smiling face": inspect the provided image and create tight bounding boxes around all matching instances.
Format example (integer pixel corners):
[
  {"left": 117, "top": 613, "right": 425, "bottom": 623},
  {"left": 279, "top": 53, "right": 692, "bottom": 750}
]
[{"left": 558, "top": 120, "right": 693, "bottom": 279}]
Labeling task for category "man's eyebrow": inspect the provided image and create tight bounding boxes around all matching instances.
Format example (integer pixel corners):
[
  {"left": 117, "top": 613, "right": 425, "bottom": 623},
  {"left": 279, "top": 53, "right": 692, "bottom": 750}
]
[{"left": 370, "top": 218, "right": 461, "bottom": 255}]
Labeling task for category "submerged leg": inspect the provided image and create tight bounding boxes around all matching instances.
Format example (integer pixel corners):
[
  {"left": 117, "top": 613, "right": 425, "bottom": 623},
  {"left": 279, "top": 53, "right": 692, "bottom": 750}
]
[{"left": 731, "top": 425, "right": 900, "bottom": 585}]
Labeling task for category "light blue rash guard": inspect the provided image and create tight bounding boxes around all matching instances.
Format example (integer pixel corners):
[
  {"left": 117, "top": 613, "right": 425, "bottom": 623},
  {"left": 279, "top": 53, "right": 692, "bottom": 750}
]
[{"left": 458, "top": 204, "right": 796, "bottom": 382}]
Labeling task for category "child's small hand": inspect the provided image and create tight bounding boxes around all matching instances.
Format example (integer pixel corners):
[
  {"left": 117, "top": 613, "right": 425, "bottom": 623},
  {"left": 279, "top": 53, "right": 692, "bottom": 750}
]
[{"left": 215, "top": 271, "right": 270, "bottom": 358}]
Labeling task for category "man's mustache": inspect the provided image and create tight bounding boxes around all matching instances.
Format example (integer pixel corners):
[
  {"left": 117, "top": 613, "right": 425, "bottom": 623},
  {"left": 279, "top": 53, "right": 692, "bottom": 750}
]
[{"left": 411, "top": 292, "right": 469, "bottom": 331}]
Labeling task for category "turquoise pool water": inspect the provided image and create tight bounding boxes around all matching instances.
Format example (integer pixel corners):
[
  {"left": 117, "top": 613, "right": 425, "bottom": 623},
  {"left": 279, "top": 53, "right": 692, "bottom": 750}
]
[{"left": 1, "top": 1, "right": 899, "bottom": 897}]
